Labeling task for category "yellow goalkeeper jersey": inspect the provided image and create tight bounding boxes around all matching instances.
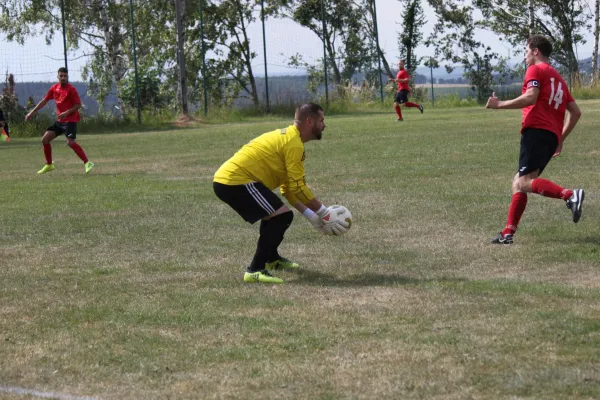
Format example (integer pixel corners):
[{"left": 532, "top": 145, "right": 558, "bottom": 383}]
[{"left": 214, "top": 125, "right": 315, "bottom": 204}]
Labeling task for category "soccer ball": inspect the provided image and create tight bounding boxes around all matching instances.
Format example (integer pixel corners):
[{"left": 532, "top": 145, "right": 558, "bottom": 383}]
[{"left": 329, "top": 205, "right": 352, "bottom": 235}]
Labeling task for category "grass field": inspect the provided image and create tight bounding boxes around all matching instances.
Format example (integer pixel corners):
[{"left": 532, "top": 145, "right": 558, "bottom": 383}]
[{"left": 1, "top": 102, "right": 599, "bottom": 399}]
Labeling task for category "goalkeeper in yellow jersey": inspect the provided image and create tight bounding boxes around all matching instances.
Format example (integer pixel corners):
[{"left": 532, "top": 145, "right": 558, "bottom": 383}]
[{"left": 213, "top": 103, "right": 349, "bottom": 284}]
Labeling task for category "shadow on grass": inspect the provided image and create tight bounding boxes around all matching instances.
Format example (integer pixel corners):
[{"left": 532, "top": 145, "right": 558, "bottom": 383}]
[
  {"left": 291, "top": 269, "right": 467, "bottom": 287},
  {"left": 536, "top": 234, "right": 600, "bottom": 246},
  {"left": 569, "top": 235, "right": 600, "bottom": 245}
]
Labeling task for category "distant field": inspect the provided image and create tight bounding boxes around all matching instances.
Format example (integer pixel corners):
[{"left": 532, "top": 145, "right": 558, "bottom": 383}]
[
  {"left": 1, "top": 102, "right": 599, "bottom": 399},
  {"left": 416, "top": 83, "right": 472, "bottom": 88},
  {"left": 415, "top": 83, "right": 522, "bottom": 100}
]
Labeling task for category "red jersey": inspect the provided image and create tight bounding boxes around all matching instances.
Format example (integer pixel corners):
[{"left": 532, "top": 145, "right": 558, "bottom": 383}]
[
  {"left": 521, "top": 63, "right": 574, "bottom": 139},
  {"left": 44, "top": 83, "right": 81, "bottom": 123},
  {"left": 396, "top": 69, "right": 410, "bottom": 92}
]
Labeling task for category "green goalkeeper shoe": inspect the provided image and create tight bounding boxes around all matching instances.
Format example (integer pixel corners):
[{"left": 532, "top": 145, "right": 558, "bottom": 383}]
[
  {"left": 37, "top": 163, "right": 55, "bottom": 174},
  {"left": 265, "top": 257, "right": 300, "bottom": 270},
  {"left": 85, "top": 161, "right": 95, "bottom": 174},
  {"left": 243, "top": 270, "right": 284, "bottom": 284}
]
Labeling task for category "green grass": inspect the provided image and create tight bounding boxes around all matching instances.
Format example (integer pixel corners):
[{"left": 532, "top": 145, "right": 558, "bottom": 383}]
[{"left": 1, "top": 102, "right": 599, "bottom": 399}]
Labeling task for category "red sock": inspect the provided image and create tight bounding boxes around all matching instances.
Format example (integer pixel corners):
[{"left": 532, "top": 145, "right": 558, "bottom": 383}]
[
  {"left": 394, "top": 105, "right": 403, "bottom": 119},
  {"left": 405, "top": 101, "right": 419, "bottom": 108},
  {"left": 43, "top": 143, "right": 52, "bottom": 164},
  {"left": 69, "top": 142, "right": 88, "bottom": 163},
  {"left": 502, "top": 192, "right": 528, "bottom": 236},
  {"left": 531, "top": 178, "right": 572, "bottom": 200}
]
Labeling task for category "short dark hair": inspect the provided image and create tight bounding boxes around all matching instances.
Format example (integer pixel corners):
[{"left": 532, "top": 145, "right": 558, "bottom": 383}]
[
  {"left": 527, "top": 35, "right": 552, "bottom": 57},
  {"left": 295, "top": 103, "right": 324, "bottom": 122},
  {"left": 58, "top": 67, "right": 68, "bottom": 74}
]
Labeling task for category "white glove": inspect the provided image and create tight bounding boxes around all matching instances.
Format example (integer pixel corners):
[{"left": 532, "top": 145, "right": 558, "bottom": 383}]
[
  {"left": 303, "top": 208, "right": 330, "bottom": 235},
  {"left": 316, "top": 205, "right": 349, "bottom": 236}
]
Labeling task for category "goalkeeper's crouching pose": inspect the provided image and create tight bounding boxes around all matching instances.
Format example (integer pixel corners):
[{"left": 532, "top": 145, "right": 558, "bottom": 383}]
[{"left": 213, "top": 103, "right": 349, "bottom": 284}]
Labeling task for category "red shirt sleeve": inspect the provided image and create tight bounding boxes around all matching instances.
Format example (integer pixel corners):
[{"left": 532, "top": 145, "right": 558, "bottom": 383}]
[
  {"left": 44, "top": 86, "right": 54, "bottom": 102},
  {"left": 69, "top": 86, "right": 82, "bottom": 105},
  {"left": 524, "top": 65, "right": 541, "bottom": 90}
]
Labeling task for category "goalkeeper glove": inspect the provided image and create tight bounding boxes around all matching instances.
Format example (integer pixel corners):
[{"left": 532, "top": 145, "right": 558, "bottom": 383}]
[
  {"left": 316, "top": 205, "right": 349, "bottom": 235},
  {"left": 303, "top": 208, "right": 329, "bottom": 234}
]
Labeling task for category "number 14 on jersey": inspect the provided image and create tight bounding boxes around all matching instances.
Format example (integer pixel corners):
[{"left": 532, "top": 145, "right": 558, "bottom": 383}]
[{"left": 549, "top": 77, "right": 564, "bottom": 110}]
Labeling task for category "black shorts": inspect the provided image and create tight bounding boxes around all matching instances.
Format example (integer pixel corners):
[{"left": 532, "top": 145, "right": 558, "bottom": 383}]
[
  {"left": 518, "top": 128, "right": 559, "bottom": 176},
  {"left": 213, "top": 181, "right": 284, "bottom": 224},
  {"left": 47, "top": 122, "right": 78, "bottom": 139},
  {"left": 1, "top": 121, "right": 8, "bottom": 137},
  {"left": 394, "top": 90, "right": 410, "bottom": 104}
]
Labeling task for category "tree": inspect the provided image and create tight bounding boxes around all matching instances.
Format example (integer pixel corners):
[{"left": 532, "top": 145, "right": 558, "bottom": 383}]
[
  {"left": 0, "top": 73, "right": 26, "bottom": 122},
  {"left": 398, "top": 0, "right": 426, "bottom": 90},
  {"left": 592, "top": 0, "right": 599, "bottom": 87},
  {"left": 474, "top": 0, "right": 592, "bottom": 87},
  {"left": 426, "top": 0, "right": 498, "bottom": 102},
  {"left": 284, "top": 0, "right": 371, "bottom": 85},
  {"left": 120, "top": 68, "right": 165, "bottom": 110},
  {"left": 357, "top": 0, "right": 393, "bottom": 81},
  {"left": 174, "top": 0, "right": 189, "bottom": 114},
  {"left": 0, "top": 0, "right": 133, "bottom": 111},
  {"left": 528, "top": 0, "right": 534, "bottom": 35}
]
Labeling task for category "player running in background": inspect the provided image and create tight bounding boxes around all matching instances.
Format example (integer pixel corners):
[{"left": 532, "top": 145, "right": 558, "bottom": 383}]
[
  {"left": 388, "top": 59, "right": 423, "bottom": 121},
  {"left": 0, "top": 109, "right": 10, "bottom": 142},
  {"left": 485, "top": 35, "right": 583, "bottom": 245},
  {"left": 213, "top": 103, "right": 349, "bottom": 284},
  {"left": 25, "top": 67, "right": 94, "bottom": 174}
]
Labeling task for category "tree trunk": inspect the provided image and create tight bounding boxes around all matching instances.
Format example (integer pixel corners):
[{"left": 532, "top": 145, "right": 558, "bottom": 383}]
[
  {"left": 378, "top": 48, "right": 393, "bottom": 77},
  {"left": 406, "top": 1, "right": 415, "bottom": 72},
  {"left": 592, "top": 0, "right": 599, "bottom": 87},
  {"left": 528, "top": 0, "right": 535, "bottom": 35},
  {"left": 366, "top": 0, "right": 392, "bottom": 77},
  {"left": 325, "top": 37, "right": 342, "bottom": 84},
  {"left": 96, "top": 0, "right": 126, "bottom": 112},
  {"left": 237, "top": 5, "right": 259, "bottom": 107},
  {"left": 174, "top": 0, "right": 189, "bottom": 115}
]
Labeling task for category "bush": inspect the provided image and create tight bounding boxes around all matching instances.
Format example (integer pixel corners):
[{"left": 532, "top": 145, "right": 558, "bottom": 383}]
[{"left": 571, "top": 86, "right": 600, "bottom": 100}]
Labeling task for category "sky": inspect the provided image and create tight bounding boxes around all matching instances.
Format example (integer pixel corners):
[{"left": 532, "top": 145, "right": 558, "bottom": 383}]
[{"left": 0, "top": 0, "right": 597, "bottom": 82}]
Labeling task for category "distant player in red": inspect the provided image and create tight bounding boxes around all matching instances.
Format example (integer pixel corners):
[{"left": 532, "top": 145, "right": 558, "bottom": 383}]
[
  {"left": 485, "top": 35, "right": 583, "bottom": 244},
  {"left": 388, "top": 59, "right": 423, "bottom": 121},
  {"left": 25, "top": 67, "right": 94, "bottom": 175},
  {"left": 0, "top": 109, "right": 10, "bottom": 142}
]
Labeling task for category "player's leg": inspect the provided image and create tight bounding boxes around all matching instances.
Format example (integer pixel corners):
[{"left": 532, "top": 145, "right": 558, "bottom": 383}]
[
  {"left": 244, "top": 182, "right": 296, "bottom": 278},
  {"left": 403, "top": 91, "right": 423, "bottom": 112},
  {"left": 492, "top": 132, "right": 536, "bottom": 244},
  {"left": 213, "top": 181, "right": 285, "bottom": 283},
  {"left": 38, "top": 127, "right": 58, "bottom": 174},
  {"left": 262, "top": 209, "right": 299, "bottom": 271},
  {"left": 525, "top": 129, "right": 583, "bottom": 222},
  {"left": 0, "top": 122, "right": 9, "bottom": 142},
  {"left": 64, "top": 123, "right": 94, "bottom": 173},
  {"left": 393, "top": 92, "right": 403, "bottom": 121}
]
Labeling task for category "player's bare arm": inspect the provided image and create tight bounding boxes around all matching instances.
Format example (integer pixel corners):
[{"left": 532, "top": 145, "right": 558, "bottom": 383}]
[
  {"left": 388, "top": 77, "right": 409, "bottom": 83},
  {"left": 25, "top": 99, "right": 50, "bottom": 120},
  {"left": 292, "top": 198, "right": 324, "bottom": 214},
  {"left": 561, "top": 101, "right": 582, "bottom": 141},
  {"left": 486, "top": 88, "right": 539, "bottom": 110},
  {"left": 553, "top": 101, "right": 582, "bottom": 157}
]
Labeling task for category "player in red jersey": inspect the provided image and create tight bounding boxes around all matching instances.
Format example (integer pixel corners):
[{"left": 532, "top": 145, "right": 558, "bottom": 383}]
[
  {"left": 25, "top": 67, "right": 94, "bottom": 174},
  {"left": 485, "top": 35, "right": 583, "bottom": 244},
  {"left": 388, "top": 59, "right": 423, "bottom": 121}
]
